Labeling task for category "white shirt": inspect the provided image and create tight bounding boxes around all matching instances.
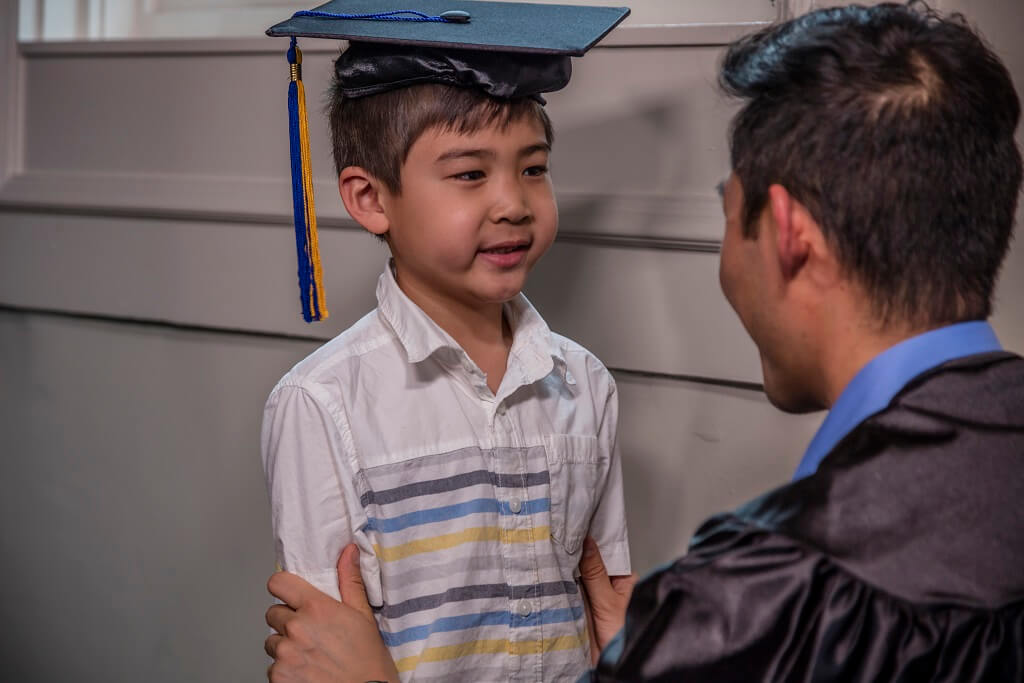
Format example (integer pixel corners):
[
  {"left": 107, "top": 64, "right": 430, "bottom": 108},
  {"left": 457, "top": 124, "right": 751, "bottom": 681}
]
[{"left": 262, "top": 263, "right": 630, "bottom": 682}]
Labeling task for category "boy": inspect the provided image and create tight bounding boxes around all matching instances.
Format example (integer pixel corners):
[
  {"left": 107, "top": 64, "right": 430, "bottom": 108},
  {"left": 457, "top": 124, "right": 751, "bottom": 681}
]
[{"left": 261, "top": 2, "right": 632, "bottom": 680}]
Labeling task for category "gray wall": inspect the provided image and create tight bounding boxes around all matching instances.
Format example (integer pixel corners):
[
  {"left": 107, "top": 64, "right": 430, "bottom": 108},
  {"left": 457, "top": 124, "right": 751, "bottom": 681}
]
[{"left": 1, "top": 1, "right": 1021, "bottom": 681}]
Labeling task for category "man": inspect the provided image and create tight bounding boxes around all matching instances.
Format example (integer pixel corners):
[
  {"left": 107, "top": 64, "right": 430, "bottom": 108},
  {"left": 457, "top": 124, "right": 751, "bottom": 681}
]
[{"left": 263, "top": 3, "right": 1024, "bottom": 681}]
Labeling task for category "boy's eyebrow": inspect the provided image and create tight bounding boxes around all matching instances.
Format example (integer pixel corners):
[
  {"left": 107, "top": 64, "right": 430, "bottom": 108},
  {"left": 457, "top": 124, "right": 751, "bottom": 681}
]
[
  {"left": 435, "top": 148, "right": 495, "bottom": 163},
  {"left": 520, "top": 142, "right": 552, "bottom": 157},
  {"left": 434, "top": 142, "right": 551, "bottom": 164},
  {"left": 716, "top": 178, "right": 727, "bottom": 199}
]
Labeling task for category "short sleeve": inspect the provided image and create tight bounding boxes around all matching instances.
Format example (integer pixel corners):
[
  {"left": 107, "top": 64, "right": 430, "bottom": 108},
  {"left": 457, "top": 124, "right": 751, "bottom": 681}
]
[
  {"left": 261, "top": 384, "right": 361, "bottom": 600},
  {"left": 586, "top": 377, "right": 631, "bottom": 576}
]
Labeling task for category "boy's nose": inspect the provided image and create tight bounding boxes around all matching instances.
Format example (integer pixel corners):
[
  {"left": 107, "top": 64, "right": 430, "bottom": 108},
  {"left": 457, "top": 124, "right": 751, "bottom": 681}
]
[{"left": 490, "top": 177, "right": 533, "bottom": 224}]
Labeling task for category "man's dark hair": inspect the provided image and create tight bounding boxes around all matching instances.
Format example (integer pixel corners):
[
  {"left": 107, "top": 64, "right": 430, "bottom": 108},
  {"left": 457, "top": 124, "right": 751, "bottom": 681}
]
[
  {"left": 720, "top": 1, "right": 1022, "bottom": 327},
  {"left": 328, "top": 79, "right": 554, "bottom": 194}
]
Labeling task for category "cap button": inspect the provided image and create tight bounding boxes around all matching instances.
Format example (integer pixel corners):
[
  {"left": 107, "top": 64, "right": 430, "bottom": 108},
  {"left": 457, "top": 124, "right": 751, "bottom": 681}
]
[{"left": 440, "top": 10, "right": 471, "bottom": 23}]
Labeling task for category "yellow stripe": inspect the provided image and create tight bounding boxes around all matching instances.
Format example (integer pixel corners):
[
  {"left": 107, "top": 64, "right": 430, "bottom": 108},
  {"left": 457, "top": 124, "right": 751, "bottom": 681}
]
[
  {"left": 373, "top": 525, "right": 550, "bottom": 563},
  {"left": 394, "top": 634, "right": 584, "bottom": 673}
]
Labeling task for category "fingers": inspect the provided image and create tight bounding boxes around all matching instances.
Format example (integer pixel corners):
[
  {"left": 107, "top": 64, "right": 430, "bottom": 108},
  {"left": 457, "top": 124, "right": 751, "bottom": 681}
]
[
  {"left": 580, "top": 579, "right": 601, "bottom": 666},
  {"left": 267, "top": 571, "right": 311, "bottom": 610},
  {"left": 266, "top": 603, "right": 295, "bottom": 635},
  {"left": 268, "top": 570, "right": 340, "bottom": 611},
  {"left": 265, "top": 632, "right": 283, "bottom": 658},
  {"left": 337, "top": 543, "right": 374, "bottom": 621}
]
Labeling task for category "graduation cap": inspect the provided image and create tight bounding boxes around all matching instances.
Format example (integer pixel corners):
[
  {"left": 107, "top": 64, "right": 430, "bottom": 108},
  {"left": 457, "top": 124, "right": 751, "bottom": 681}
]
[{"left": 267, "top": 1, "right": 630, "bottom": 322}]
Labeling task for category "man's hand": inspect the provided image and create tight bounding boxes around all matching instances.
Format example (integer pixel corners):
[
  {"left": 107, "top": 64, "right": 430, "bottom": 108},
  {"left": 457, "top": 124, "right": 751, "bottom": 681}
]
[
  {"left": 265, "top": 544, "right": 399, "bottom": 683},
  {"left": 579, "top": 537, "right": 636, "bottom": 662}
]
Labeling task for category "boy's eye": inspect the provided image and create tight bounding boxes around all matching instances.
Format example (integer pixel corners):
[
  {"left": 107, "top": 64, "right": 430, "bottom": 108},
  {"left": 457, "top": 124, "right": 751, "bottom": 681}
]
[
  {"left": 523, "top": 165, "right": 549, "bottom": 177},
  {"left": 453, "top": 170, "right": 486, "bottom": 181}
]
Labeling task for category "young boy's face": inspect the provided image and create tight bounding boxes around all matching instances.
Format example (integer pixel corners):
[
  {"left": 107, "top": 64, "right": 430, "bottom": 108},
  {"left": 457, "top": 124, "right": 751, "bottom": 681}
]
[{"left": 379, "top": 115, "right": 557, "bottom": 310}]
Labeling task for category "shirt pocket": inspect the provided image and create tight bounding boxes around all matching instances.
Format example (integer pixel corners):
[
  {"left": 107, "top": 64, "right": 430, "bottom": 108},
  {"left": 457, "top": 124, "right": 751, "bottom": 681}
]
[{"left": 543, "top": 434, "right": 607, "bottom": 556}]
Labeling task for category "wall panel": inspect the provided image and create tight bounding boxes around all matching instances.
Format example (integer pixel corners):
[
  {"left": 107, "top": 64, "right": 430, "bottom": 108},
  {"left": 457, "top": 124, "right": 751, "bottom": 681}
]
[
  {"left": 0, "top": 212, "right": 761, "bottom": 380},
  {"left": 12, "top": 43, "right": 735, "bottom": 243},
  {"left": 0, "top": 308, "right": 816, "bottom": 682},
  {"left": 0, "top": 310, "right": 291, "bottom": 682}
]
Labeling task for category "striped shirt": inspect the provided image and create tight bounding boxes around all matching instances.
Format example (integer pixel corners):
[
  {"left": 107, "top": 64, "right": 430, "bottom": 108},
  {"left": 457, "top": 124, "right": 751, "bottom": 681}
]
[{"left": 261, "top": 264, "right": 631, "bottom": 682}]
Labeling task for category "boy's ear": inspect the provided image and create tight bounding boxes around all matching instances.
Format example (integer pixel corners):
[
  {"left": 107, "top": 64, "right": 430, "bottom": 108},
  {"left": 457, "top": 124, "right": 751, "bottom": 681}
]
[{"left": 338, "top": 167, "right": 390, "bottom": 237}]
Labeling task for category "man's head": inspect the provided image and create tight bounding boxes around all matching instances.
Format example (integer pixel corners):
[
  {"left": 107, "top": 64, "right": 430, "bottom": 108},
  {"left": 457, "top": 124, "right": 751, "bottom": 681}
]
[
  {"left": 717, "top": 1, "right": 1021, "bottom": 409},
  {"left": 331, "top": 80, "right": 558, "bottom": 308}
]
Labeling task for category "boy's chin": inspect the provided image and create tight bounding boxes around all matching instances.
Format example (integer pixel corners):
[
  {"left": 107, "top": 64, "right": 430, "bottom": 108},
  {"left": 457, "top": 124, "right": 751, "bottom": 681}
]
[
  {"left": 469, "top": 280, "right": 527, "bottom": 305},
  {"left": 465, "top": 269, "right": 530, "bottom": 301},
  {"left": 474, "top": 287, "right": 525, "bottom": 305}
]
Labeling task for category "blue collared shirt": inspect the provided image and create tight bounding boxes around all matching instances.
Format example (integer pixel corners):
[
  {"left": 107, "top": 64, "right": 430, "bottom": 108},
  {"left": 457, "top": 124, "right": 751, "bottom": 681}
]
[{"left": 793, "top": 320, "right": 1003, "bottom": 480}]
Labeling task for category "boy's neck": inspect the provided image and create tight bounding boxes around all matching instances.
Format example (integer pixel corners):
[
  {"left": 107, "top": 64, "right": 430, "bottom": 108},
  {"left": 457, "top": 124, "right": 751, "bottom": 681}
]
[{"left": 394, "top": 272, "right": 514, "bottom": 394}]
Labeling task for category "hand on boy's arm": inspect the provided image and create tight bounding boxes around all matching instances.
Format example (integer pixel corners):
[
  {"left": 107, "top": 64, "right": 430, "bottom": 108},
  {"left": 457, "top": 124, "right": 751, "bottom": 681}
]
[
  {"left": 580, "top": 536, "right": 636, "bottom": 660},
  {"left": 265, "top": 544, "right": 399, "bottom": 683}
]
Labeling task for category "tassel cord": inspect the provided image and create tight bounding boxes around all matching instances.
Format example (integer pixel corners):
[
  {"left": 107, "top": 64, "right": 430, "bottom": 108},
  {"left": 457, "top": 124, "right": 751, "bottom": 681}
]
[
  {"left": 296, "top": 77, "right": 327, "bottom": 320},
  {"left": 291, "top": 10, "right": 447, "bottom": 22},
  {"left": 286, "top": 37, "right": 328, "bottom": 322}
]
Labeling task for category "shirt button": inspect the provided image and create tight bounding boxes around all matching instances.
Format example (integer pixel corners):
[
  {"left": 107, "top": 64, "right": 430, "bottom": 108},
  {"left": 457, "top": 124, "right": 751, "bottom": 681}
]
[
  {"left": 509, "top": 497, "right": 523, "bottom": 514},
  {"left": 516, "top": 600, "right": 532, "bottom": 617}
]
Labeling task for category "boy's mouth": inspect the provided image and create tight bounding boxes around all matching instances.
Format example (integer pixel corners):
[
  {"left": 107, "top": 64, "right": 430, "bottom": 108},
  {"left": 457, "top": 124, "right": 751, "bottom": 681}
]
[
  {"left": 479, "top": 240, "right": 531, "bottom": 255},
  {"left": 477, "top": 240, "right": 532, "bottom": 268}
]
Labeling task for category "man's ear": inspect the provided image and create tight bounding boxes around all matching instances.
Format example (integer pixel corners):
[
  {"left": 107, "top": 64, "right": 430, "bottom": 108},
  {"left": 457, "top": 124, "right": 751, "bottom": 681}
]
[
  {"left": 767, "top": 184, "right": 818, "bottom": 281},
  {"left": 339, "top": 167, "right": 390, "bottom": 237}
]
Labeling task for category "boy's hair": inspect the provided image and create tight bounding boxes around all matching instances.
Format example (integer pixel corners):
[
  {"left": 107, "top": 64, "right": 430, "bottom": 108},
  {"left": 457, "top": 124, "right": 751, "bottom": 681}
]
[
  {"left": 720, "top": 1, "right": 1022, "bottom": 328},
  {"left": 328, "top": 79, "right": 554, "bottom": 194}
]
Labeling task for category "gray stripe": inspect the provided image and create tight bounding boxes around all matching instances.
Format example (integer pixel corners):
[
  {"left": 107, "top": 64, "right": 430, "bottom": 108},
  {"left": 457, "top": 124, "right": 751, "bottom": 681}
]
[
  {"left": 382, "top": 552, "right": 561, "bottom": 588},
  {"left": 360, "top": 469, "right": 550, "bottom": 507},
  {"left": 410, "top": 667, "right": 512, "bottom": 683},
  {"left": 378, "top": 580, "right": 577, "bottom": 620}
]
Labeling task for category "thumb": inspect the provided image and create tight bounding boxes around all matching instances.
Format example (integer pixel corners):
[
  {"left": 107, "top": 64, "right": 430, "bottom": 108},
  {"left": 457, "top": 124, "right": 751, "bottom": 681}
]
[
  {"left": 579, "top": 536, "right": 611, "bottom": 587},
  {"left": 337, "top": 543, "right": 374, "bottom": 621}
]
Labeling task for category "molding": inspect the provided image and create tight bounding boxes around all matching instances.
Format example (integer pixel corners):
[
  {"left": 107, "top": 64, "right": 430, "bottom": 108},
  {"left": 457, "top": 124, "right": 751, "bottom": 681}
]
[
  {"left": 0, "top": 169, "right": 724, "bottom": 250},
  {"left": 18, "top": 36, "right": 281, "bottom": 57},
  {"left": 0, "top": 168, "right": 325, "bottom": 223},
  {"left": 778, "top": 0, "right": 826, "bottom": 19},
  {"left": 557, "top": 232, "right": 720, "bottom": 253},
  {"left": 18, "top": 20, "right": 773, "bottom": 57},
  {"left": 595, "top": 22, "right": 771, "bottom": 48},
  {"left": 1, "top": 1, "right": 24, "bottom": 185},
  {"left": 0, "top": 302, "right": 760, "bottom": 392}
]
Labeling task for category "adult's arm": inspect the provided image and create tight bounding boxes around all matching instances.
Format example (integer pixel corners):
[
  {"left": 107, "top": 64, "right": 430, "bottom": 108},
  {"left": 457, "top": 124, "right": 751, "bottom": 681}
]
[
  {"left": 586, "top": 513, "right": 924, "bottom": 682},
  {"left": 265, "top": 545, "right": 399, "bottom": 683},
  {"left": 588, "top": 515, "right": 812, "bottom": 681}
]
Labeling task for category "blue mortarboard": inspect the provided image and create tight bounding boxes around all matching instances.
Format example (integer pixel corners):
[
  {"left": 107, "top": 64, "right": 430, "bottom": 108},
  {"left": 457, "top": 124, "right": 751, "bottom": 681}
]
[{"left": 267, "top": 1, "right": 629, "bottom": 322}]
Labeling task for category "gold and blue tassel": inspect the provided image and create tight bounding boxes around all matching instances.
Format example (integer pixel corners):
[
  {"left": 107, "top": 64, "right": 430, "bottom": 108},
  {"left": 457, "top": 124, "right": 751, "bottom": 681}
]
[{"left": 287, "top": 36, "right": 328, "bottom": 322}]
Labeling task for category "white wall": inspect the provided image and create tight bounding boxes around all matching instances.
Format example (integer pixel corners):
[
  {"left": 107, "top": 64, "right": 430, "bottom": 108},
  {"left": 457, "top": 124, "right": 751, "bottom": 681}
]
[{"left": 0, "top": 1, "right": 1021, "bottom": 681}]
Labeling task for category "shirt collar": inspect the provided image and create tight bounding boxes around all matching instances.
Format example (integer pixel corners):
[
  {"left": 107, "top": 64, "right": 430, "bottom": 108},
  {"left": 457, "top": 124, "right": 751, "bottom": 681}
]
[
  {"left": 374, "top": 261, "right": 570, "bottom": 387},
  {"left": 794, "top": 320, "right": 1003, "bottom": 480},
  {"left": 504, "top": 290, "right": 574, "bottom": 389}
]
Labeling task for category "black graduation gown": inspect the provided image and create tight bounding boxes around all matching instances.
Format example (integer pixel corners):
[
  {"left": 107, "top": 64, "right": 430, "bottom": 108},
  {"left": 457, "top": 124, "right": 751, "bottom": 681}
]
[{"left": 592, "top": 351, "right": 1024, "bottom": 683}]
